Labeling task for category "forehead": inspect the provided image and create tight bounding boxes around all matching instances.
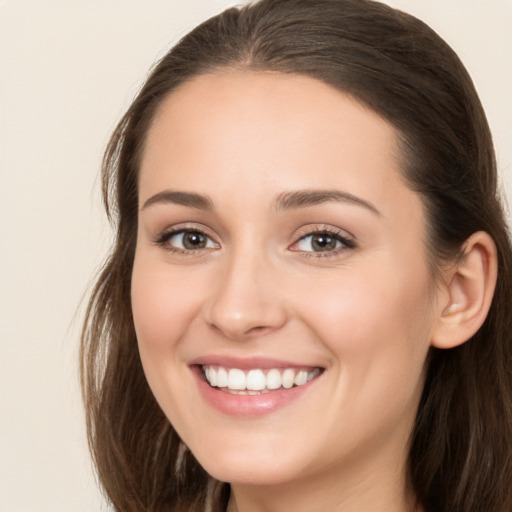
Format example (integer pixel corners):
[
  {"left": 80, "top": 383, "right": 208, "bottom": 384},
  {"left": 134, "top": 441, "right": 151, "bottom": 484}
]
[{"left": 139, "top": 70, "right": 413, "bottom": 220}]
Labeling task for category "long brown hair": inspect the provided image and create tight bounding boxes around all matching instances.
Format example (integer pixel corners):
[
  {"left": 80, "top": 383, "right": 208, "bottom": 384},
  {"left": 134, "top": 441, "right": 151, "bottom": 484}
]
[{"left": 81, "top": 1, "right": 512, "bottom": 510}]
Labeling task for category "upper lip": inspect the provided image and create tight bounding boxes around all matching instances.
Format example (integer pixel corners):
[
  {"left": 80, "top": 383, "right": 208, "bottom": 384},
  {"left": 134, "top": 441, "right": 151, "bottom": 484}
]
[{"left": 189, "top": 355, "right": 323, "bottom": 370}]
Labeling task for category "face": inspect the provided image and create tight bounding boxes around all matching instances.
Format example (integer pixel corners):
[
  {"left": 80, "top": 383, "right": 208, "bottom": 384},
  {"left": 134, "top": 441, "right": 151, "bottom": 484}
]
[{"left": 132, "top": 71, "right": 440, "bottom": 491}]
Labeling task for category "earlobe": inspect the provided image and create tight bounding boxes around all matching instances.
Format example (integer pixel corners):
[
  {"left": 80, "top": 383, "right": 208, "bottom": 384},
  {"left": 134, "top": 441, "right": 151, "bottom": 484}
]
[{"left": 431, "top": 231, "right": 498, "bottom": 349}]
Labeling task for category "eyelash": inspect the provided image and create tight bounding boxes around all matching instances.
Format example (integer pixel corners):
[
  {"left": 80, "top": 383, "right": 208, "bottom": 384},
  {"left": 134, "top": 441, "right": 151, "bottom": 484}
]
[
  {"left": 153, "top": 225, "right": 356, "bottom": 257},
  {"left": 153, "top": 226, "right": 219, "bottom": 255},
  {"left": 290, "top": 227, "right": 356, "bottom": 258}
]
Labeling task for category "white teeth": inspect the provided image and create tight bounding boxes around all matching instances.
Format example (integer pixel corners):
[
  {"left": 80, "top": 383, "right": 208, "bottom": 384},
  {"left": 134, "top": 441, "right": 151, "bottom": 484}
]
[
  {"left": 247, "top": 369, "right": 266, "bottom": 391},
  {"left": 266, "top": 368, "right": 282, "bottom": 390},
  {"left": 203, "top": 365, "right": 322, "bottom": 392},
  {"left": 308, "top": 368, "right": 320, "bottom": 381},
  {"left": 228, "top": 369, "right": 246, "bottom": 390},
  {"left": 281, "top": 368, "right": 295, "bottom": 389},
  {"left": 294, "top": 370, "right": 308, "bottom": 386},
  {"left": 217, "top": 367, "right": 228, "bottom": 388},
  {"left": 208, "top": 367, "right": 217, "bottom": 387}
]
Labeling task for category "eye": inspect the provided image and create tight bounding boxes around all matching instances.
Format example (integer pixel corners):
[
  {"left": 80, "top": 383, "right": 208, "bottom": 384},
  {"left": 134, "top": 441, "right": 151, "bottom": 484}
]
[
  {"left": 156, "top": 228, "right": 219, "bottom": 252},
  {"left": 290, "top": 228, "right": 356, "bottom": 255}
]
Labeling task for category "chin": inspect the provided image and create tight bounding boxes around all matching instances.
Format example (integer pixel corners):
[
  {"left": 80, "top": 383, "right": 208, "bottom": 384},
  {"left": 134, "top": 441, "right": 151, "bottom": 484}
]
[
  {"left": 187, "top": 434, "right": 309, "bottom": 486},
  {"left": 200, "top": 458, "right": 301, "bottom": 487}
]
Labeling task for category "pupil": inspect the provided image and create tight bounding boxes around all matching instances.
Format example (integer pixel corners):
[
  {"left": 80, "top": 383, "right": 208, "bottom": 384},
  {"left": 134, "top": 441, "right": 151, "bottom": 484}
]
[
  {"left": 184, "top": 232, "right": 206, "bottom": 249},
  {"left": 312, "top": 234, "right": 335, "bottom": 251}
]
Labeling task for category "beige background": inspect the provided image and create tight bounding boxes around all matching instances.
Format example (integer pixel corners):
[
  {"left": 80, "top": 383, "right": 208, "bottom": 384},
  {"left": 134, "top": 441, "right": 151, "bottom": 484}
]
[{"left": 0, "top": 1, "right": 510, "bottom": 510}]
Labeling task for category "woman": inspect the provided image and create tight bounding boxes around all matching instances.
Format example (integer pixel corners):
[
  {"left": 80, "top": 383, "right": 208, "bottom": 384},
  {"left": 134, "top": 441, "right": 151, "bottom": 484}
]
[{"left": 81, "top": 0, "right": 512, "bottom": 511}]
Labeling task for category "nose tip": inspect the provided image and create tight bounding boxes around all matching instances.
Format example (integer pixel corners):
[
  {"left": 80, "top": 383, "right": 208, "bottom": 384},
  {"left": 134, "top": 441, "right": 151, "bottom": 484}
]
[
  {"left": 203, "top": 259, "right": 287, "bottom": 341},
  {"left": 209, "top": 313, "right": 279, "bottom": 340}
]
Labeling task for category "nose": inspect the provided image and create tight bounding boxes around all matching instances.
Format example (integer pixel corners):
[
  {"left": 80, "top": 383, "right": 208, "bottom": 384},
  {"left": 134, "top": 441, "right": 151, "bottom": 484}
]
[{"left": 203, "top": 250, "right": 288, "bottom": 341}]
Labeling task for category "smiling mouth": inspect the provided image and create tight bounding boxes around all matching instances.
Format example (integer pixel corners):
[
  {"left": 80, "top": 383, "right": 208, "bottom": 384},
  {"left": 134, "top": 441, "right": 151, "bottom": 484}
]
[{"left": 201, "top": 365, "right": 323, "bottom": 395}]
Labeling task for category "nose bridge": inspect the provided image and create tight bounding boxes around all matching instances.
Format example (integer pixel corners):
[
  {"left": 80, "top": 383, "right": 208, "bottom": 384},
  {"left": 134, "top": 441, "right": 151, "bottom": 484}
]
[{"left": 204, "top": 241, "right": 287, "bottom": 339}]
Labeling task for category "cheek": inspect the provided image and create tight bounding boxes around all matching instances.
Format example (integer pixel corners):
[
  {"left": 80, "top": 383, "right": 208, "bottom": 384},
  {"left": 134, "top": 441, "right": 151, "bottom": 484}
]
[
  {"left": 130, "top": 254, "right": 208, "bottom": 431},
  {"left": 293, "top": 260, "right": 434, "bottom": 395},
  {"left": 299, "top": 265, "right": 432, "bottom": 342},
  {"left": 300, "top": 267, "right": 433, "bottom": 447},
  {"left": 131, "top": 256, "right": 202, "bottom": 353}
]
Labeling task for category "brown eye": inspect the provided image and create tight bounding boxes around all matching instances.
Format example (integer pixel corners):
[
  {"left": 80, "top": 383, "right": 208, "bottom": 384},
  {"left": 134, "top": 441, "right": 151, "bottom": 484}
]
[
  {"left": 310, "top": 234, "right": 338, "bottom": 252},
  {"left": 296, "top": 232, "right": 343, "bottom": 252},
  {"left": 165, "top": 230, "right": 218, "bottom": 251},
  {"left": 182, "top": 231, "right": 207, "bottom": 249},
  {"left": 291, "top": 229, "right": 356, "bottom": 255}
]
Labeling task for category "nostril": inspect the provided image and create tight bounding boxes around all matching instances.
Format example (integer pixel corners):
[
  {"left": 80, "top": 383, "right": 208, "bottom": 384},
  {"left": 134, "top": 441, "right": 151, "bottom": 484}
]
[
  {"left": 208, "top": 321, "right": 276, "bottom": 340},
  {"left": 247, "top": 325, "right": 269, "bottom": 335}
]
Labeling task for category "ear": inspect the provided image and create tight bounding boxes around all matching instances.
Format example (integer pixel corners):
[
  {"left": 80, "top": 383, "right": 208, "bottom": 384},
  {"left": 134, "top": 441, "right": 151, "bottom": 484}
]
[{"left": 431, "top": 231, "right": 498, "bottom": 349}]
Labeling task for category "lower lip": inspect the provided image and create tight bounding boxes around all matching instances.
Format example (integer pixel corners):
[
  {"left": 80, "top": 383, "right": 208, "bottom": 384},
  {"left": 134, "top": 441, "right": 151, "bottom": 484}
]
[{"left": 191, "top": 367, "right": 319, "bottom": 417}]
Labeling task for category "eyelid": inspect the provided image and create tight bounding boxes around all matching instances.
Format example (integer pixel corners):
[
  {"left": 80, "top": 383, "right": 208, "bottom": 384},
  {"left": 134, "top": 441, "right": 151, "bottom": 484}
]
[
  {"left": 153, "top": 223, "right": 220, "bottom": 253},
  {"left": 289, "top": 224, "right": 357, "bottom": 256}
]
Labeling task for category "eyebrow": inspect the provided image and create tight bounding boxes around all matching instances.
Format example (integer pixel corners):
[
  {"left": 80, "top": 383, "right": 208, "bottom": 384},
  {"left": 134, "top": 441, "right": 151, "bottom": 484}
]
[
  {"left": 275, "top": 189, "right": 381, "bottom": 216},
  {"left": 141, "top": 188, "right": 381, "bottom": 216},
  {"left": 141, "top": 190, "right": 213, "bottom": 211}
]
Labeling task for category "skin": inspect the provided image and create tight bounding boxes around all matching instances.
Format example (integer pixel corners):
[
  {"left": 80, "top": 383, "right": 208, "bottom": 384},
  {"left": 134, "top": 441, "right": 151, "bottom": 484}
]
[{"left": 131, "top": 71, "right": 446, "bottom": 512}]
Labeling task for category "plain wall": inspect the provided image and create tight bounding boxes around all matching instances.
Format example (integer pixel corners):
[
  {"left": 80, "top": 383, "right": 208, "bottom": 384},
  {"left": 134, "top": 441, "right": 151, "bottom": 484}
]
[{"left": 0, "top": 1, "right": 510, "bottom": 510}]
